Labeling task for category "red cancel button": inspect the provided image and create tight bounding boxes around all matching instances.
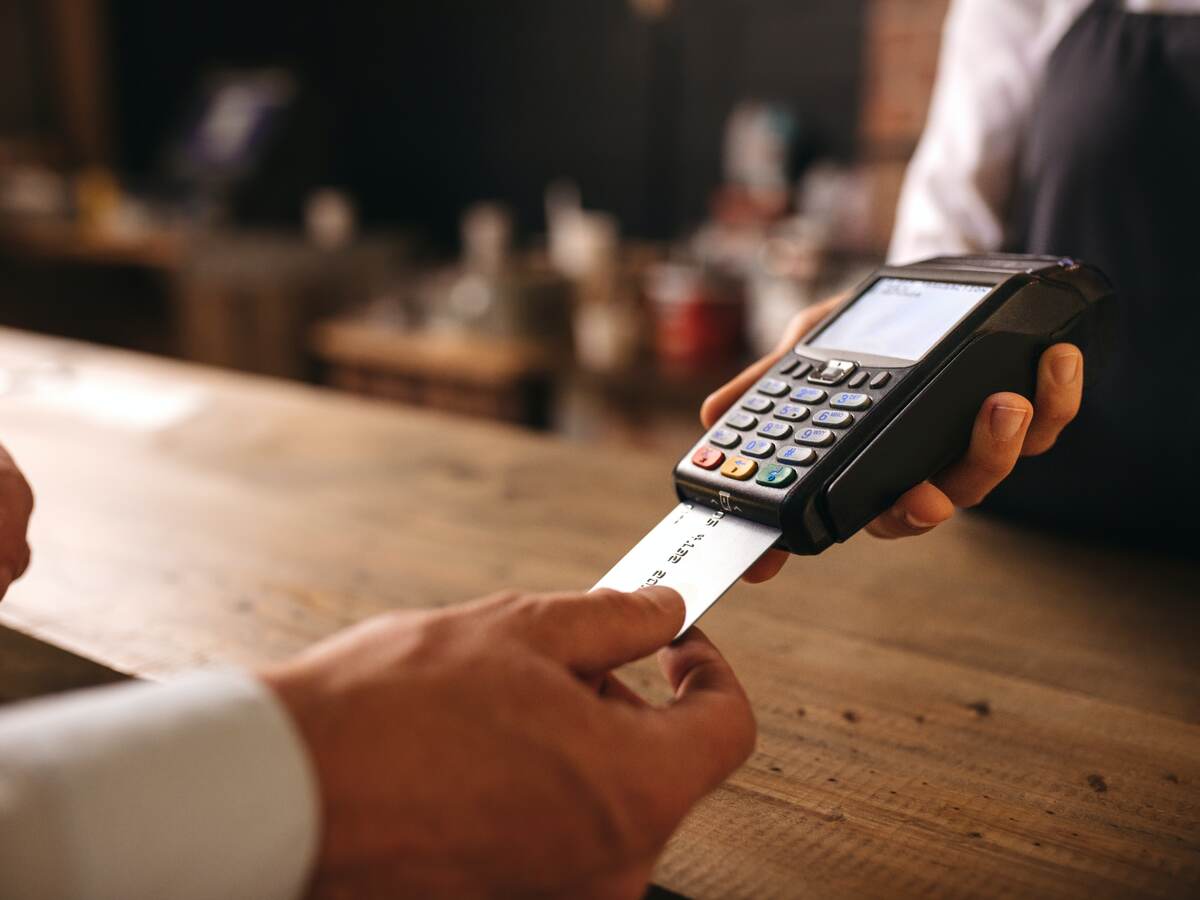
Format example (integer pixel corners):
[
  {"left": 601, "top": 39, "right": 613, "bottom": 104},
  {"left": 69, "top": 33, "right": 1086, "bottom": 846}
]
[{"left": 691, "top": 447, "right": 725, "bottom": 470}]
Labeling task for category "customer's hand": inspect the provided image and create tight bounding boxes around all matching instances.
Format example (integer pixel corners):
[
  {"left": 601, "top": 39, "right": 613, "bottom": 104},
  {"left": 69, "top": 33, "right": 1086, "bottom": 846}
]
[
  {"left": 0, "top": 444, "right": 33, "bottom": 601},
  {"left": 701, "top": 296, "right": 1084, "bottom": 582},
  {"left": 261, "top": 586, "right": 755, "bottom": 899}
]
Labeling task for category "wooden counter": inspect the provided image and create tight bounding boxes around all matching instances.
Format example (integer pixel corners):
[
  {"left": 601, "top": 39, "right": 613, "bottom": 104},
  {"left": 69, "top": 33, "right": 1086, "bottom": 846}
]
[{"left": 0, "top": 328, "right": 1196, "bottom": 898}]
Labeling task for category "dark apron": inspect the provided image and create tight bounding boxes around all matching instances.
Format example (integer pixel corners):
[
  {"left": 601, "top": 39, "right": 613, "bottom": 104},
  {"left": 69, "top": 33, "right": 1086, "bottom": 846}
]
[{"left": 984, "top": 0, "right": 1200, "bottom": 548}]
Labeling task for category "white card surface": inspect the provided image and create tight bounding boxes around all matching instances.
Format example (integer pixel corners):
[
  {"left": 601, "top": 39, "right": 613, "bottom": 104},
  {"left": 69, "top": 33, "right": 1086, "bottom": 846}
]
[{"left": 591, "top": 502, "right": 782, "bottom": 636}]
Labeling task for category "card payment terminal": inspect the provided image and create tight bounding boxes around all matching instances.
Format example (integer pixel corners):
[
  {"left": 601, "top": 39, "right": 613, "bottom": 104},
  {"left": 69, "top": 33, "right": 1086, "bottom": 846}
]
[{"left": 594, "top": 254, "right": 1114, "bottom": 632}]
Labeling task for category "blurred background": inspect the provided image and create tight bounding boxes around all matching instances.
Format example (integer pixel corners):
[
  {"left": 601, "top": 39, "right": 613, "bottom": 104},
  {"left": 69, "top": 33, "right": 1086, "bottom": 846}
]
[{"left": 0, "top": 0, "right": 947, "bottom": 449}]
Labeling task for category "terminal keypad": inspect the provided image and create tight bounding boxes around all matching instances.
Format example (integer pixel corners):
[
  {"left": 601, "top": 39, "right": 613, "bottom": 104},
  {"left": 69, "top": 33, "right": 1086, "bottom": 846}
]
[{"left": 695, "top": 352, "right": 897, "bottom": 488}]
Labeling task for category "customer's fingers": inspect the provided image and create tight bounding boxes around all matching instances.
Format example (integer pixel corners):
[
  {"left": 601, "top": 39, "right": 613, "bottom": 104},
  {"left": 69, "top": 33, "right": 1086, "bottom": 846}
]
[
  {"left": 598, "top": 673, "right": 649, "bottom": 707},
  {"left": 933, "top": 392, "right": 1034, "bottom": 508},
  {"left": 1022, "top": 343, "right": 1083, "bottom": 456},
  {"left": 650, "top": 629, "right": 756, "bottom": 797},
  {"left": 517, "top": 587, "right": 686, "bottom": 674}
]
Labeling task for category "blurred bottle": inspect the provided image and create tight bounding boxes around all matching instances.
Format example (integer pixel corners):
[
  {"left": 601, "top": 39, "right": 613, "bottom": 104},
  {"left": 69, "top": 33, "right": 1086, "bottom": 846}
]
[
  {"left": 305, "top": 188, "right": 358, "bottom": 250},
  {"left": 424, "top": 203, "right": 513, "bottom": 334},
  {"left": 796, "top": 162, "right": 875, "bottom": 254},
  {"left": 645, "top": 262, "right": 743, "bottom": 369},
  {"left": 712, "top": 100, "right": 800, "bottom": 228},
  {"left": 0, "top": 165, "right": 68, "bottom": 222},
  {"left": 546, "top": 183, "right": 641, "bottom": 372},
  {"left": 745, "top": 217, "right": 828, "bottom": 355}
]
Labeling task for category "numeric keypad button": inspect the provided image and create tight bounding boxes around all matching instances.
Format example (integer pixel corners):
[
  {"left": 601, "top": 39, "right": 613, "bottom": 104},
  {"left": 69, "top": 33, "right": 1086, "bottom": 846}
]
[
  {"left": 777, "top": 446, "right": 817, "bottom": 466},
  {"left": 709, "top": 428, "right": 741, "bottom": 448},
  {"left": 720, "top": 456, "right": 757, "bottom": 480},
  {"left": 796, "top": 427, "right": 835, "bottom": 447},
  {"left": 757, "top": 421, "right": 792, "bottom": 440},
  {"left": 773, "top": 404, "right": 810, "bottom": 422},
  {"left": 756, "top": 464, "right": 797, "bottom": 488},
  {"left": 741, "top": 439, "right": 776, "bottom": 458},
  {"left": 756, "top": 378, "right": 790, "bottom": 397},
  {"left": 830, "top": 392, "right": 872, "bottom": 410},
  {"left": 808, "top": 359, "right": 857, "bottom": 385},
  {"left": 790, "top": 386, "right": 827, "bottom": 404},
  {"left": 813, "top": 409, "right": 853, "bottom": 428},
  {"left": 691, "top": 447, "right": 725, "bottom": 470}
]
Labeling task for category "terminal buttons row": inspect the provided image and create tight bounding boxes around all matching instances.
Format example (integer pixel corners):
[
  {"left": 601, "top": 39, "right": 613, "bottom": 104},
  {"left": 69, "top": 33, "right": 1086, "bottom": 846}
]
[
  {"left": 693, "top": 441, "right": 818, "bottom": 471},
  {"left": 712, "top": 454, "right": 799, "bottom": 488},
  {"left": 690, "top": 439, "right": 817, "bottom": 489},
  {"left": 846, "top": 371, "right": 891, "bottom": 390},
  {"left": 779, "top": 352, "right": 897, "bottom": 390},
  {"left": 777, "top": 357, "right": 814, "bottom": 378}
]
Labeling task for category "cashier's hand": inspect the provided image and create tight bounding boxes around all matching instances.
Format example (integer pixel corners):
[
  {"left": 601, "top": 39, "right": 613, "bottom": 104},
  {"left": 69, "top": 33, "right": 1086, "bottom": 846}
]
[
  {"left": 261, "top": 586, "right": 755, "bottom": 899},
  {"left": 701, "top": 296, "right": 1084, "bottom": 583},
  {"left": 0, "top": 444, "right": 33, "bottom": 601}
]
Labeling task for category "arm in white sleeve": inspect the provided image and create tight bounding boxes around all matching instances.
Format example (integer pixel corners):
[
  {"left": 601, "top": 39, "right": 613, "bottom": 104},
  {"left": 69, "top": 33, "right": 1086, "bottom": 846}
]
[
  {"left": 0, "top": 671, "right": 319, "bottom": 900},
  {"left": 887, "top": 0, "right": 1087, "bottom": 263}
]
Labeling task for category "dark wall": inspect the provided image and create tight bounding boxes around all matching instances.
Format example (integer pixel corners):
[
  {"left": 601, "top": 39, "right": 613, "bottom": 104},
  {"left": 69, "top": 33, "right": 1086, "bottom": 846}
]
[
  {"left": 0, "top": 0, "right": 54, "bottom": 139},
  {"left": 109, "top": 0, "right": 864, "bottom": 244}
]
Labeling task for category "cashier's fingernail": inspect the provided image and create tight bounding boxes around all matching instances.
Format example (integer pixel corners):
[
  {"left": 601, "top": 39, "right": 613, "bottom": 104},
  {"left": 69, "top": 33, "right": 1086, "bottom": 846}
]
[
  {"left": 903, "top": 511, "right": 939, "bottom": 530},
  {"left": 990, "top": 405, "right": 1028, "bottom": 442},
  {"left": 1050, "top": 352, "right": 1080, "bottom": 385}
]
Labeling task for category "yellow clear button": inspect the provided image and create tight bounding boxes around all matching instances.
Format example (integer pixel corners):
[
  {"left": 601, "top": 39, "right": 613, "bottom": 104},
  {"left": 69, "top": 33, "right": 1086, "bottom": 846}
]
[{"left": 719, "top": 456, "right": 758, "bottom": 480}]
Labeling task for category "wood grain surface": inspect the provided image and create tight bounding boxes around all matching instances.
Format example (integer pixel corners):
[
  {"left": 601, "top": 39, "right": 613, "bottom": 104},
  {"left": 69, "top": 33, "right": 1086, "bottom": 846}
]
[{"left": 0, "top": 328, "right": 1196, "bottom": 899}]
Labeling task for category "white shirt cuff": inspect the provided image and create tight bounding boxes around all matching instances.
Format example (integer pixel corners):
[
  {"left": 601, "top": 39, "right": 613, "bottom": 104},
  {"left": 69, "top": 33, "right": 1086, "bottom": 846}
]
[{"left": 0, "top": 670, "right": 320, "bottom": 900}]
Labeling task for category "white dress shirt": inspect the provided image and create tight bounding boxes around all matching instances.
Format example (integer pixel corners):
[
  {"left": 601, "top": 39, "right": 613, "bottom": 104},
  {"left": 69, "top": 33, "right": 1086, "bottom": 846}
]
[
  {"left": 889, "top": 0, "right": 1200, "bottom": 264},
  {"left": 0, "top": 672, "right": 318, "bottom": 900}
]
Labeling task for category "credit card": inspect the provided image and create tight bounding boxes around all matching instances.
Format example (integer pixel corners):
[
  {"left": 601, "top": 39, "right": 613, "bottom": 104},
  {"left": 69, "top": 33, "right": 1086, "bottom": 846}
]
[{"left": 592, "top": 502, "right": 781, "bottom": 636}]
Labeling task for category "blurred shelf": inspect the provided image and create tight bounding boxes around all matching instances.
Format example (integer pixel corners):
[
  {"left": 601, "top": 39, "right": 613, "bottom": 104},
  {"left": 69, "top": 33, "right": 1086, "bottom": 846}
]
[
  {"left": 311, "top": 318, "right": 556, "bottom": 427},
  {"left": 312, "top": 318, "right": 554, "bottom": 385},
  {"left": 0, "top": 219, "right": 186, "bottom": 270}
]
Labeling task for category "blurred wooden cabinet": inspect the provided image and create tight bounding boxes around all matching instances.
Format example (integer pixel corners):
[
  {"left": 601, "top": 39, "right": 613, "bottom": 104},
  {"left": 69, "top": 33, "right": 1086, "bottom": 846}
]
[
  {"left": 173, "top": 233, "right": 402, "bottom": 379},
  {"left": 310, "top": 317, "right": 556, "bottom": 428}
]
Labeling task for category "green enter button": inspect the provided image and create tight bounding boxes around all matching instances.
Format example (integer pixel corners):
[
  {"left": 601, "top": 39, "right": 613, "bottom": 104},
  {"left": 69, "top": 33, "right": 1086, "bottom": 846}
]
[{"left": 755, "top": 463, "right": 797, "bottom": 488}]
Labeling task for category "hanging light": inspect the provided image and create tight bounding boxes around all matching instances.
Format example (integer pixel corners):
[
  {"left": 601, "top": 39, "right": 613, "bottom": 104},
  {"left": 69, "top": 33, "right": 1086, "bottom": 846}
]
[{"left": 629, "top": 0, "right": 673, "bottom": 20}]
